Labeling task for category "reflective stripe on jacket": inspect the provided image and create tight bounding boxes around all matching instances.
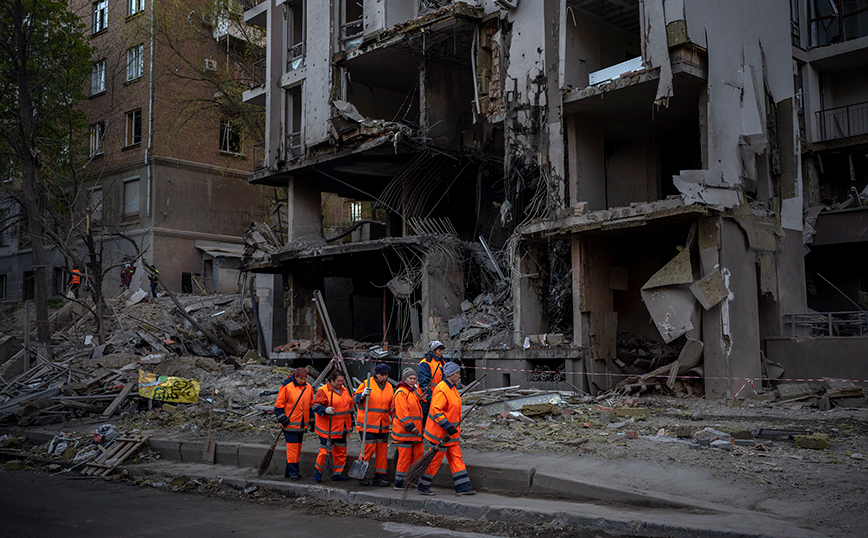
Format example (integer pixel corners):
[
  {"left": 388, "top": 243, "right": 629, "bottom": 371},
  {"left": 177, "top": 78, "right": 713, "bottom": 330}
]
[
  {"left": 391, "top": 382, "right": 422, "bottom": 443},
  {"left": 423, "top": 379, "right": 461, "bottom": 446},
  {"left": 70, "top": 270, "right": 82, "bottom": 285},
  {"left": 313, "top": 383, "right": 353, "bottom": 438},
  {"left": 273, "top": 378, "right": 312, "bottom": 433},
  {"left": 353, "top": 378, "right": 394, "bottom": 434}
]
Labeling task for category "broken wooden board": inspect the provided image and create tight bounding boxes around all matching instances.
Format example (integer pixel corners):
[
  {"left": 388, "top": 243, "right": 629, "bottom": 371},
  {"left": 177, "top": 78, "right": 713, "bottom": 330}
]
[
  {"left": 101, "top": 382, "right": 135, "bottom": 419},
  {"left": 82, "top": 435, "right": 149, "bottom": 476}
]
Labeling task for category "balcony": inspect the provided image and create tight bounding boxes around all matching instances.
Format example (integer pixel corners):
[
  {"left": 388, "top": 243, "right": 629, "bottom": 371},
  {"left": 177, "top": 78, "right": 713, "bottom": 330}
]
[
  {"left": 341, "top": 19, "right": 363, "bottom": 50},
  {"left": 287, "top": 42, "right": 306, "bottom": 72},
  {"left": 816, "top": 101, "right": 868, "bottom": 141}
]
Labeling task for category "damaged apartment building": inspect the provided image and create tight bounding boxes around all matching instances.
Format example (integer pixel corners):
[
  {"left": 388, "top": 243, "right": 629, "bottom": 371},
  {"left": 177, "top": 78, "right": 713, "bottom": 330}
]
[{"left": 241, "top": 0, "right": 865, "bottom": 398}]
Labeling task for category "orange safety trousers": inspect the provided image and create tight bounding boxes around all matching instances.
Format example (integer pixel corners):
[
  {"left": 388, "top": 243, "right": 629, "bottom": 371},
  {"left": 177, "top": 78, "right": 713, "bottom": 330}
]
[
  {"left": 285, "top": 438, "right": 302, "bottom": 464},
  {"left": 394, "top": 442, "right": 424, "bottom": 484},
  {"left": 418, "top": 442, "right": 473, "bottom": 493},
  {"left": 315, "top": 436, "right": 347, "bottom": 476},
  {"left": 359, "top": 432, "right": 389, "bottom": 475}
]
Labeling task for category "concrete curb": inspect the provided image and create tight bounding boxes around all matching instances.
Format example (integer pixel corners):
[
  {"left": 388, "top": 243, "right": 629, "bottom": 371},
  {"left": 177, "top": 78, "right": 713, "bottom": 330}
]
[{"left": 126, "top": 462, "right": 826, "bottom": 538}]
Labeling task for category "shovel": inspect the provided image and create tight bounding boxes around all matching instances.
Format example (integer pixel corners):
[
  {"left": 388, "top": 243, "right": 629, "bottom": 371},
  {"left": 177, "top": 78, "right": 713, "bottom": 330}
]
[
  {"left": 202, "top": 388, "right": 217, "bottom": 463},
  {"left": 348, "top": 373, "right": 371, "bottom": 479}
]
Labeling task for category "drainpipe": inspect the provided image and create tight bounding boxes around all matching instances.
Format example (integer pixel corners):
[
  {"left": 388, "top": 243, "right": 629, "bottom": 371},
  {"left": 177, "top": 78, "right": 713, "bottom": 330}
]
[{"left": 146, "top": 0, "right": 155, "bottom": 218}]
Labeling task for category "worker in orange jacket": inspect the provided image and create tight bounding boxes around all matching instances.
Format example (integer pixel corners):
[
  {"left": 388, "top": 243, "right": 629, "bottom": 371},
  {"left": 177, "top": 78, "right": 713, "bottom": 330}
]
[
  {"left": 417, "top": 340, "right": 446, "bottom": 427},
  {"left": 312, "top": 370, "right": 354, "bottom": 482},
  {"left": 391, "top": 367, "right": 423, "bottom": 490},
  {"left": 69, "top": 269, "right": 83, "bottom": 298},
  {"left": 273, "top": 366, "right": 313, "bottom": 480},
  {"left": 417, "top": 361, "right": 475, "bottom": 496},
  {"left": 353, "top": 363, "right": 394, "bottom": 486}
]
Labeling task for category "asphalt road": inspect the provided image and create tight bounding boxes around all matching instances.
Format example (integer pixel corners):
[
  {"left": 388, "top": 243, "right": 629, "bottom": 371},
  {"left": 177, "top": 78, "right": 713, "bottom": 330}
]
[{"left": 0, "top": 470, "right": 498, "bottom": 538}]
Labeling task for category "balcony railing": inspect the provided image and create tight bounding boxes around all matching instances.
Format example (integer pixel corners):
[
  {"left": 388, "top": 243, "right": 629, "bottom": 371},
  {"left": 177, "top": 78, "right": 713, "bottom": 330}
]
[
  {"left": 252, "top": 140, "right": 266, "bottom": 172},
  {"left": 252, "top": 58, "right": 266, "bottom": 87},
  {"left": 784, "top": 311, "right": 868, "bottom": 337},
  {"left": 287, "top": 42, "right": 306, "bottom": 72},
  {"left": 340, "top": 19, "right": 363, "bottom": 50},
  {"left": 286, "top": 132, "right": 302, "bottom": 159},
  {"left": 816, "top": 101, "right": 868, "bottom": 141}
]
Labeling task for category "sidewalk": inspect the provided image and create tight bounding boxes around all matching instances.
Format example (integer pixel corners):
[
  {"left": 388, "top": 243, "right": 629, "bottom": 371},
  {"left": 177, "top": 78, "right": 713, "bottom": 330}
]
[{"left": 5, "top": 425, "right": 825, "bottom": 538}]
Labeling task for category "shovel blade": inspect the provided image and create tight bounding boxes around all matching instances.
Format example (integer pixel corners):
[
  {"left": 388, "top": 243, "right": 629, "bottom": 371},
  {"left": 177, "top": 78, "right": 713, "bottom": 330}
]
[{"left": 347, "top": 458, "right": 368, "bottom": 479}]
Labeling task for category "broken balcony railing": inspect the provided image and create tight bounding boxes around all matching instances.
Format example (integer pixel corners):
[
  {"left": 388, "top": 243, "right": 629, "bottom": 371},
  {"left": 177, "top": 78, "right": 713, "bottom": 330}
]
[
  {"left": 816, "top": 101, "right": 868, "bottom": 141},
  {"left": 340, "top": 19, "right": 363, "bottom": 50},
  {"left": 285, "top": 132, "right": 302, "bottom": 159},
  {"left": 784, "top": 311, "right": 868, "bottom": 337},
  {"left": 286, "top": 42, "right": 305, "bottom": 72},
  {"left": 252, "top": 141, "right": 266, "bottom": 172}
]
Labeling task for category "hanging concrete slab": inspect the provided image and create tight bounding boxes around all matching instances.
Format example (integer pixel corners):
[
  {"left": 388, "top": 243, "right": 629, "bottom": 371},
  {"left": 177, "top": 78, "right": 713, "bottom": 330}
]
[
  {"left": 690, "top": 270, "right": 728, "bottom": 310},
  {"left": 641, "top": 286, "right": 696, "bottom": 343}
]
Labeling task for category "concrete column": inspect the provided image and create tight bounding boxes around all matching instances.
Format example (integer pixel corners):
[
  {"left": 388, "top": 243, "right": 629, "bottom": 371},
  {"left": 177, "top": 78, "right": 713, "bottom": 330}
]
[
  {"left": 421, "top": 249, "right": 464, "bottom": 346},
  {"left": 702, "top": 217, "right": 762, "bottom": 398},
  {"left": 287, "top": 177, "right": 322, "bottom": 242},
  {"left": 513, "top": 240, "right": 547, "bottom": 347},
  {"left": 265, "top": 0, "right": 282, "bottom": 169},
  {"left": 569, "top": 115, "right": 606, "bottom": 211}
]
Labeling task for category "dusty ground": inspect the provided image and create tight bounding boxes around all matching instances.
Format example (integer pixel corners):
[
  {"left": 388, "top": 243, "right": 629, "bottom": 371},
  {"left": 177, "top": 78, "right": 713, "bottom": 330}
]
[{"left": 3, "top": 297, "right": 866, "bottom": 537}]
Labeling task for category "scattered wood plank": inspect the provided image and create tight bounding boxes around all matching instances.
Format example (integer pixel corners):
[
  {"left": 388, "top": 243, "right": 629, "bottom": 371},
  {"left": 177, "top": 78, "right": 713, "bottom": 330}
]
[
  {"left": 101, "top": 383, "right": 135, "bottom": 418},
  {"left": 82, "top": 435, "right": 149, "bottom": 476}
]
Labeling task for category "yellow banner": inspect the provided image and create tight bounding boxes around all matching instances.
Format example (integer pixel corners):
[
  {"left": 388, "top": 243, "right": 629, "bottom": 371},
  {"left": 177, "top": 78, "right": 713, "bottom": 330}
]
[{"left": 138, "top": 369, "right": 200, "bottom": 403}]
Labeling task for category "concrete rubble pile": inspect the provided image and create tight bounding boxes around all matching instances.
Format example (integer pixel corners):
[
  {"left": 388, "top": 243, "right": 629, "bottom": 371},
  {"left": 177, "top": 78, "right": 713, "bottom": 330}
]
[{"left": 0, "top": 291, "right": 292, "bottom": 435}]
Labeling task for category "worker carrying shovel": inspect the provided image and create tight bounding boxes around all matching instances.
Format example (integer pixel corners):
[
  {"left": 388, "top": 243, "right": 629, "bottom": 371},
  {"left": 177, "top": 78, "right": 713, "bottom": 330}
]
[
  {"left": 312, "top": 370, "right": 354, "bottom": 482},
  {"left": 391, "top": 368, "right": 424, "bottom": 490},
  {"left": 352, "top": 363, "right": 394, "bottom": 486},
  {"left": 416, "top": 361, "right": 476, "bottom": 496},
  {"left": 273, "top": 366, "right": 313, "bottom": 480}
]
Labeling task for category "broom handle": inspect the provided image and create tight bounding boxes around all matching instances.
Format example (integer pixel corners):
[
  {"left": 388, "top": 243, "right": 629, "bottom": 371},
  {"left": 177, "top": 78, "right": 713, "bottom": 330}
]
[
  {"left": 435, "top": 398, "right": 482, "bottom": 449},
  {"left": 459, "top": 373, "right": 487, "bottom": 396},
  {"left": 357, "top": 373, "right": 371, "bottom": 461}
]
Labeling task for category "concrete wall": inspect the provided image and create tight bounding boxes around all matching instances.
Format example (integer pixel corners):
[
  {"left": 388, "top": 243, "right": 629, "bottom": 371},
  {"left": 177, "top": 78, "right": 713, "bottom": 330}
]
[
  {"left": 605, "top": 138, "right": 660, "bottom": 208},
  {"left": 766, "top": 337, "right": 868, "bottom": 385}
]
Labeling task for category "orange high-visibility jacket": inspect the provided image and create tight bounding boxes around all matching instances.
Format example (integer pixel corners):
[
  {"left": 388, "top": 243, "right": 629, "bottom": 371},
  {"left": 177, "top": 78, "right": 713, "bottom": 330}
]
[
  {"left": 70, "top": 269, "right": 82, "bottom": 285},
  {"left": 354, "top": 378, "right": 394, "bottom": 434},
  {"left": 423, "top": 379, "right": 462, "bottom": 446},
  {"left": 391, "top": 382, "right": 423, "bottom": 444},
  {"left": 313, "top": 383, "right": 353, "bottom": 438},
  {"left": 273, "top": 379, "right": 312, "bottom": 433}
]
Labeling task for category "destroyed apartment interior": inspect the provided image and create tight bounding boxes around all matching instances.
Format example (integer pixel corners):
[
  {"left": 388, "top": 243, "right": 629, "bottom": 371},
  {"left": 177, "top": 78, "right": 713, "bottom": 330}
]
[
  {"left": 3, "top": 1, "right": 868, "bottom": 534},
  {"left": 3, "top": 0, "right": 868, "bottom": 450}
]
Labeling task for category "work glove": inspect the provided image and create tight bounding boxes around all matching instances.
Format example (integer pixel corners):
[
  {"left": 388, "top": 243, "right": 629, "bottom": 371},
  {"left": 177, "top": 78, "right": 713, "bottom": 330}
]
[
  {"left": 308, "top": 422, "right": 316, "bottom": 432},
  {"left": 325, "top": 406, "right": 335, "bottom": 415},
  {"left": 445, "top": 424, "right": 458, "bottom": 436},
  {"left": 363, "top": 386, "right": 371, "bottom": 397},
  {"left": 406, "top": 423, "right": 417, "bottom": 433},
  {"left": 278, "top": 416, "right": 290, "bottom": 428}
]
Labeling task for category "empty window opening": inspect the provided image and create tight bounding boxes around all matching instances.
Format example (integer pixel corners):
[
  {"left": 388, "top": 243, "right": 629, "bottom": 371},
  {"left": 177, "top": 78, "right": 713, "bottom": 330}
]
[
  {"left": 125, "top": 109, "right": 142, "bottom": 146},
  {"left": 285, "top": 0, "right": 306, "bottom": 71},
  {"left": 220, "top": 119, "right": 243, "bottom": 154}
]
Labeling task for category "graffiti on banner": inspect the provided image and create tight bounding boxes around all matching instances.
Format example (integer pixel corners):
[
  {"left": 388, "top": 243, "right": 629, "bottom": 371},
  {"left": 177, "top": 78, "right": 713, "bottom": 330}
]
[{"left": 138, "top": 369, "right": 200, "bottom": 403}]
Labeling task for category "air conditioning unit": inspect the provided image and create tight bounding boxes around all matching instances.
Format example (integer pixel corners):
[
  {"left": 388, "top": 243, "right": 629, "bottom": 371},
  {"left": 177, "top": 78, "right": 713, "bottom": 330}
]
[{"left": 203, "top": 59, "right": 217, "bottom": 71}]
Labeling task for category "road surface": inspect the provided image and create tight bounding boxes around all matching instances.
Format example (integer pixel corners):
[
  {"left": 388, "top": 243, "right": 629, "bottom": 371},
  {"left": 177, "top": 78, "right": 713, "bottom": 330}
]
[{"left": 0, "top": 470, "right": 500, "bottom": 538}]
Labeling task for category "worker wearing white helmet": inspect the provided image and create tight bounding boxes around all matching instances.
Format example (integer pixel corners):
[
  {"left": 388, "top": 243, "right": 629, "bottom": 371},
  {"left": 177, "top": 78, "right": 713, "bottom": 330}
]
[{"left": 416, "top": 340, "right": 447, "bottom": 428}]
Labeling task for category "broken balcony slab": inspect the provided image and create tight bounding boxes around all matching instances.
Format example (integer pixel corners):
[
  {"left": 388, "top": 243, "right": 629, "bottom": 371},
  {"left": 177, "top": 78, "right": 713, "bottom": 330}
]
[
  {"left": 640, "top": 285, "right": 696, "bottom": 343},
  {"left": 482, "top": 393, "right": 567, "bottom": 415},
  {"left": 517, "top": 198, "right": 709, "bottom": 238}
]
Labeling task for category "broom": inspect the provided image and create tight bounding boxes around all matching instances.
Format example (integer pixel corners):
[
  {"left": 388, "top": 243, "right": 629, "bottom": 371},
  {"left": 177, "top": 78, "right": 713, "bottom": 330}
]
[
  {"left": 258, "top": 382, "right": 308, "bottom": 477},
  {"left": 402, "top": 398, "right": 482, "bottom": 497}
]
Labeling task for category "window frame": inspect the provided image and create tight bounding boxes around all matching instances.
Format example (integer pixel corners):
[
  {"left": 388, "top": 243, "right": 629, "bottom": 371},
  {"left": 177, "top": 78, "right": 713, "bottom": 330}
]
[
  {"left": 126, "top": 44, "right": 144, "bottom": 82},
  {"left": 125, "top": 109, "right": 142, "bottom": 147},
  {"left": 89, "top": 186, "right": 104, "bottom": 223},
  {"left": 90, "top": 122, "right": 105, "bottom": 156},
  {"left": 91, "top": 59, "right": 106, "bottom": 95},
  {"left": 122, "top": 176, "right": 141, "bottom": 218},
  {"left": 219, "top": 118, "right": 244, "bottom": 155},
  {"left": 92, "top": 0, "right": 108, "bottom": 34},
  {"left": 128, "top": 0, "right": 145, "bottom": 17},
  {"left": 809, "top": 0, "right": 868, "bottom": 47}
]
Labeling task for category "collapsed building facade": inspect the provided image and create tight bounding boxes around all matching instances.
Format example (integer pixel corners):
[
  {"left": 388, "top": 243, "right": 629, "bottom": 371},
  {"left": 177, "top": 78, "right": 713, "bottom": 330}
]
[{"left": 241, "top": 0, "right": 865, "bottom": 397}]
